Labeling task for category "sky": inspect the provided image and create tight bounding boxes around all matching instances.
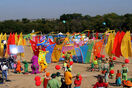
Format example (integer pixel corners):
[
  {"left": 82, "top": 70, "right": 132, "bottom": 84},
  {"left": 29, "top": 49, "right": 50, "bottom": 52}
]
[{"left": 0, "top": 0, "right": 132, "bottom": 20}]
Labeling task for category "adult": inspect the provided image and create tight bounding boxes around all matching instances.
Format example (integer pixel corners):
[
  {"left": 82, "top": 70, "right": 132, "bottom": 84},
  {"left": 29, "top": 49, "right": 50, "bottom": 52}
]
[
  {"left": 55, "top": 72, "right": 62, "bottom": 88},
  {"left": 121, "top": 64, "right": 128, "bottom": 81},
  {"left": 64, "top": 68, "right": 72, "bottom": 88},
  {"left": 43, "top": 72, "right": 51, "bottom": 88},
  {"left": 47, "top": 73, "right": 59, "bottom": 88},
  {"left": 1, "top": 62, "right": 8, "bottom": 81}
]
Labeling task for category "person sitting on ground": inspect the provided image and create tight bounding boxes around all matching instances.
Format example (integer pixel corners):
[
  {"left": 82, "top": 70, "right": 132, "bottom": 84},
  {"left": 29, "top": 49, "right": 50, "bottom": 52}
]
[
  {"left": 64, "top": 68, "right": 73, "bottom": 88},
  {"left": 55, "top": 72, "right": 62, "bottom": 88},
  {"left": 93, "top": 75, "right": 108, "bottom": 88},
  {"left": 74, "top": 73, "right": 82, "bottom": 88},
  {"left": 47, "top": 73, "right": 59, "bottom": 88}
]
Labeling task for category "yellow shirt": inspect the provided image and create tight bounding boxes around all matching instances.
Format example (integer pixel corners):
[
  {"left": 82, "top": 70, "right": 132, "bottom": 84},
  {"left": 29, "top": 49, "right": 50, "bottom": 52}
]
[{"left": 64, "top": 71, "right": 72, "bottom": 85}]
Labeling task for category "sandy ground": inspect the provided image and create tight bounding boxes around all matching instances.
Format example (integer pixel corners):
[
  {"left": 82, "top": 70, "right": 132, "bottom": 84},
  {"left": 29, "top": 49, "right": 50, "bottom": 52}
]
[{"left": 0, "top": 45, "right": 132, "bottom": 88}]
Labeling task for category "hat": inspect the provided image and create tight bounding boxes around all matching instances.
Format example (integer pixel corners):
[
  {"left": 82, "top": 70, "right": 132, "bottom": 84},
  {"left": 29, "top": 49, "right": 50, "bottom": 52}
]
[
  {"left": 77, "top": 73, "right": 80, "bottom": 77},
  {"left": 76, "top": 73, "right": 80, "bottom": 80},
  {"left": 51, "top": 73, "right": 56, "bottom": 78},
  {"left": 122, "top": 64, "right": 125, "bottom": 67},
  {"left": 56, "top": 72, "right": 60, "bottom": 77},
  {"left": 123, "top": 80, "right": 132, "bottom": 87},
  {"left": 46, "top": 72, "right": 50, "bottom": 77},
  {"left": 68, "top": 68, "right": 71, "bottom": 71}
]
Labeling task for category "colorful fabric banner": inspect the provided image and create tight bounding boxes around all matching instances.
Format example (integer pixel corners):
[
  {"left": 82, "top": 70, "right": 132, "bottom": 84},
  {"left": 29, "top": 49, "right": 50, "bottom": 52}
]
[
  {"left": 121, "top": 31, "right": 132, "bottom": 58},
  {"left": 51, "top": 43, "right": 64, "bottom": 62},
  {"left": 38, "top": 50, "right": 48, "bottom": 66},
  {"left": 105, "top": 32, "right": 115, "bottom": 56}
]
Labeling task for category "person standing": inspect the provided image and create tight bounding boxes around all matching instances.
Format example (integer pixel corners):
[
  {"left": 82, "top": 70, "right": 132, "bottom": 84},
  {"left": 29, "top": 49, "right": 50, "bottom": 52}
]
[
  {"left": 74, "top": 73, "right": 82, "bottom": 88},
  {"left": 103, "top": 59, "right": 109, "bottom": 84},
  {"left": 121, "top": 64, "right": 128, "bottom": 81},
  {"left": 1, "top": 63, "right": 8, "bottom": 81},
  {"left": 115, "top": 70, "right": 121, "bottom": 86},
  {"left": 47, "top": 73, "right": 59, "bottom": 88},
  {"left": 64, "top": 68, "right": 72, "bottom": 88},
  {"left": 97, "top": 57, "right": 102, "bottom": 71},
  {"left": 43, "top": 72, "right": 51, "bottom": 88},
  {"left": 55, "top": 72, "right": 62, "bottom": 88}
]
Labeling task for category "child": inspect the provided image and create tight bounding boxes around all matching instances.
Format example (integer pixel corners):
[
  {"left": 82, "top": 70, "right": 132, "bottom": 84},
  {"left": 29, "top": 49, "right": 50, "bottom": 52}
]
[
  {"left": 22, "top": 60, "right": 29, "bottom": 73},
  {"left": 74, "top": 73, "right": 82, "bottom": 88},
  {"left": 115, "top": 70, "right": 121, "bottom": 86},
  {"left": 121, "top": 64, "right": 128, "bottom": 81},
  {"left": 90, "top": 62, "right": 94, "bottom": 72},
  {"left": 109, "top": 60, "right": 114, "bottom": 79},
  {"left": 63, "top": 61, "right": 67, "bottom": 71},
  {"left": 109, "top": 60, "right": 114, "bottom": 70},
  {"left": 16, "top": 60, "right": 21, "bottom": 74},
  {"left": 93, "top": 57, "right": 98, "bottom": 70},
  {"left": 93, "top": 75, "right": 108, "bottom": 88},
  {"left": 97, "top": 57, "right": 102, "bottom": 71},
  {"left": 103, "top": 59, "right": 109, "bottom": 84},
  {"left": 42, "top": 72, "right": 51, "bottom": 88}
]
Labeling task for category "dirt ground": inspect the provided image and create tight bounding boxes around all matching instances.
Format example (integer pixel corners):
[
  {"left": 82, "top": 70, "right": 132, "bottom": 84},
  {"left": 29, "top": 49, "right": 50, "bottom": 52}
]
[{"left": 0, "top": 45, "right": 132, "bottom": 88}]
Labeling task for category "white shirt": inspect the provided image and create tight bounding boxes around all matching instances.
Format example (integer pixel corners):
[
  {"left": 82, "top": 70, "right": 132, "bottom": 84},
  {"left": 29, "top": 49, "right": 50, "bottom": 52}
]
[{"left": 1, "top": 65, "right": 8, "bottom": 71}]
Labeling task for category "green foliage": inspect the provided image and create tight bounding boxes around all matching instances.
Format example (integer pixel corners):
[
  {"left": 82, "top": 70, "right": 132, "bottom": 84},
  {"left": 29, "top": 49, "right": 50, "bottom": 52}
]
[{"left": 0, "top": 13, "right": 132, "bottom": 34}]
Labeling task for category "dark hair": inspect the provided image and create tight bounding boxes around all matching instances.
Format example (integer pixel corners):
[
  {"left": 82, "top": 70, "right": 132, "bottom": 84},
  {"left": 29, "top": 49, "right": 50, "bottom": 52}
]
[
  {"left": 98, "top": 75, "right": 103, "bottom": 83},
  {"left": 56, "top": 72, "right": 60, "bottom": 77},
  {"left": 117, "top": 70, "right": 120, "bottom": 73}
]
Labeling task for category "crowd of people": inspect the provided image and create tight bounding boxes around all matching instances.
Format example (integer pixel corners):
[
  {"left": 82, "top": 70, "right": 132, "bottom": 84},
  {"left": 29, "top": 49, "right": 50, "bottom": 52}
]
[
  {"left": 40, "top": 52, "right": 82, "bottom": 88},
  {"left": 0, "top": 51, "right": 132, "bottom": 88},
  {"left": 90, "top": 56, "right": 132, "bottom": 88}
]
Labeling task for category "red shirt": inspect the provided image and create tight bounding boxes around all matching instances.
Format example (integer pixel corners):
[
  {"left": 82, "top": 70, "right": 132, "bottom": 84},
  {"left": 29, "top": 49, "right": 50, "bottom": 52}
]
[
  {"left": 43, "top": 78, "right": 50, "bottom": 88},
  {"left": 93, "top": 82, "right": 107, "bottom": 88},
  {"left": 74, "top": 79, "right": 81, "bottom": 87}
]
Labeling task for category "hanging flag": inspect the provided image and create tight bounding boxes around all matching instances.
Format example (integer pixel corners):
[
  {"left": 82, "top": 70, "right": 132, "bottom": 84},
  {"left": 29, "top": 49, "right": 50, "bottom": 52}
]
[
  {"left": 112, "top": 31, "right": 120, "bottom": 56},
  {"left": 40, "top": 36, "right": 46, "bottom": 42},
  {"left": 87, "top": 31, "right": 90, "bottom": 37},
  {"left": 38, "top": 50, "right": 48, "bottom": 66},
  {"left": 121, "top": 31, "right": 132, "bottom": 58},
  {"left": 11, "top": 33, "right": 15, "bottom": 44},
  {"left": 105, "top": 32, "right": 115, "bottom": 56},
  {"left": 18, "top": 32, "right": 23, "bottom": 46},
  {"left": 18, "top": 32, "right": 25, "bottom": 57},
  {"left": 94, "top": 39, "right": 104, "bottom": 56},
  {"left": 95, "top": 32, "right": 98, "bottom": 39},
  {"left": 2, "top": 33, "right": 7, "bottom": 40},
  {"left": 49, "top": 38, "right": 55, "bottom": 45},
  {"left": 30, "top": 39, "right": 40, "bottom": 56},
  {"left": 118, "top": 31, "right": 125, "bottom": 56},
  {"left": 15, "top": 33, "right": 18, "bottom": 45}
]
